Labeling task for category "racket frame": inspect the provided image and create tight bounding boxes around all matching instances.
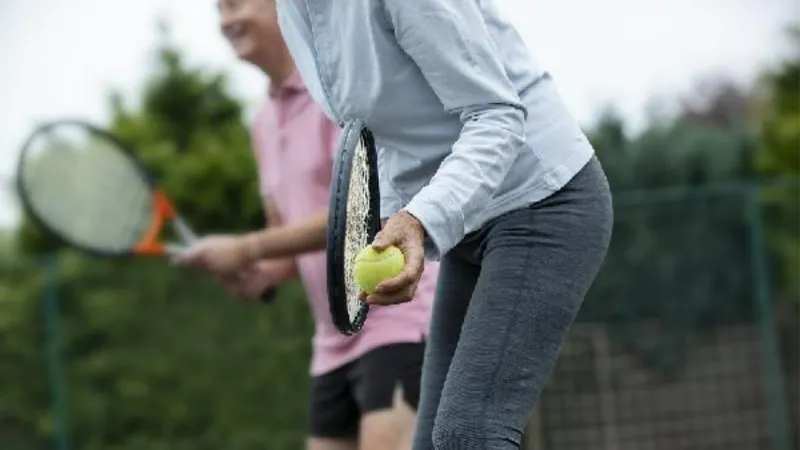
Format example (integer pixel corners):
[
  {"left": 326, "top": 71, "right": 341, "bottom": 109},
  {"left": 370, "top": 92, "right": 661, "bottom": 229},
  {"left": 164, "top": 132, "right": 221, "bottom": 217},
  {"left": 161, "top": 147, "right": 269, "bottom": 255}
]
[
  {"left": 326, "top": 121, "right": 381, "bottom": 336},
  {"left": 17, "top": 119, "right": 277, "bottom": 302},
  {"left": 16, "top": 119, "right": 195, "bottom": 258}
]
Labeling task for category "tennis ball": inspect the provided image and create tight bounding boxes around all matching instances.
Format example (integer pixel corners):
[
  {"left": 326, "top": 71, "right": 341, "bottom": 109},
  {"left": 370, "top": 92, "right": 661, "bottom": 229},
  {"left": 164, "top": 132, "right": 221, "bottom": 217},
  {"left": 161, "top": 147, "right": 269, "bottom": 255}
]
[{"left": 352, "top": 245, "right": 405, "bottom": 294}]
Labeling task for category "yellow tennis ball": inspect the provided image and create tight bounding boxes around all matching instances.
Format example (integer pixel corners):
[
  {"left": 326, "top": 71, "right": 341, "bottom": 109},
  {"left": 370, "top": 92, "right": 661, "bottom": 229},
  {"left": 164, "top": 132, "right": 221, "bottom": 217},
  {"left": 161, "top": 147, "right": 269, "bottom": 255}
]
[{"left": 352, "top": 245, "right": 405, "bottom": 294}]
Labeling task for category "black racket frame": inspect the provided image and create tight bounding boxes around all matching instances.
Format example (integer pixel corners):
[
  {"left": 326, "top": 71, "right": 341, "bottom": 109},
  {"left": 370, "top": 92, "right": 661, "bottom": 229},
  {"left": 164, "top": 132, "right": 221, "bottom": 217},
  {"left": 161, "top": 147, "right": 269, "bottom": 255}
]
[{"left": 326, "top": 121, "right": 381, "bottom": 336}]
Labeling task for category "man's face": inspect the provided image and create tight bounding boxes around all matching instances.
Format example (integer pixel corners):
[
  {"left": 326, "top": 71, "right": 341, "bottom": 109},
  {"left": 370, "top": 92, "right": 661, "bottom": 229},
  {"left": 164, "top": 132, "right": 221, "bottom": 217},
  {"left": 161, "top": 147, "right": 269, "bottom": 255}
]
[{"left": 218, "top": 0, "right": 280, "bottom": 64}]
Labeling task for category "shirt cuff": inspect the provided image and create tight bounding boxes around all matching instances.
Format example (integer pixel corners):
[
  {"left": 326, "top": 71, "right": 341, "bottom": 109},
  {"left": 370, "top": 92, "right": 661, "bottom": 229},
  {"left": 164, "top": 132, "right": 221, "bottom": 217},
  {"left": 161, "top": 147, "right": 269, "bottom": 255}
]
[{"left": 402, "top": 191, "right": 464, "bottom": 261}]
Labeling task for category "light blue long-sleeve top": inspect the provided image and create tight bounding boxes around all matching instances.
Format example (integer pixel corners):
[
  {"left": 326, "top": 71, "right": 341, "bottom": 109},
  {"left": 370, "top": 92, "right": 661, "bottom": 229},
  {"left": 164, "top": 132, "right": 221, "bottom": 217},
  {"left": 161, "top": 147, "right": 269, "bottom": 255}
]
[{"left": 277, "top": 0, "right": 596, "bottom": 260}]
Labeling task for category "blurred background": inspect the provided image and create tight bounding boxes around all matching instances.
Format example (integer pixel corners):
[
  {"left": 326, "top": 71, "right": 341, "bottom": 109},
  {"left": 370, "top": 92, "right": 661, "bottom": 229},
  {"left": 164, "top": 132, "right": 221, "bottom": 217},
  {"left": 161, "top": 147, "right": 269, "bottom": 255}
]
[{"left": 1, "top": 1, "right": 798, "bottom": 449}]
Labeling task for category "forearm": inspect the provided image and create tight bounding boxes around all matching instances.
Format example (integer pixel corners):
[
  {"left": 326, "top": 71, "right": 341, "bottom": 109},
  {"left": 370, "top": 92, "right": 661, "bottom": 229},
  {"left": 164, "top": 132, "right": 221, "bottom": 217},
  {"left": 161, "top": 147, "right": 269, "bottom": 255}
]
[
  {"left": 403, "top": 106, "right": 525, "bottom": 255},
  {"left": 245, "top": 208, "right": 328, "bottom": 259},
  {"left": 260, "top": 258, "right": 299, "bottom": 284}
]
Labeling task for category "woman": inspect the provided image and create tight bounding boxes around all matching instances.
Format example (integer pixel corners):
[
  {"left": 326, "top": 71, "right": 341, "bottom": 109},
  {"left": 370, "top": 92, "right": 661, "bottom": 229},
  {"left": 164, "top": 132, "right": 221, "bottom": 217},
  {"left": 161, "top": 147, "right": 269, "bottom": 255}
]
[{"left": 177, "top": 0, "right": 613, "bottom": 448}]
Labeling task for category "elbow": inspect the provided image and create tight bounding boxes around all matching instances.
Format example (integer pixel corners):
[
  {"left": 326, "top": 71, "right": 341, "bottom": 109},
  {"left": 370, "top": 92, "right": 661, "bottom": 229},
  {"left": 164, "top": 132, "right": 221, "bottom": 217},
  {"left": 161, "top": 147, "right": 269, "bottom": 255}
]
[
  {"left": 462, "top": 102, "right": 527, "bottom": 149},
  {"left": 501, "top": 102, "right": 527, "bottom": 139}
]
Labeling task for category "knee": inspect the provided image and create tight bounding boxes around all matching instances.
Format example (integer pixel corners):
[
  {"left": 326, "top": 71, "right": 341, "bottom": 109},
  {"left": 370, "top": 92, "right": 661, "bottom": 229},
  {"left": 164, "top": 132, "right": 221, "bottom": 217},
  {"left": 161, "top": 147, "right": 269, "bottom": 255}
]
[
  {"left": 359, "top": 405, "right": 416, "bottom": 450},
  {"left": 431, "top": 416, "right": 486, "bottom": 450},
  {"left": 431, "top": 415, "right": 522, "bottom": 450}
]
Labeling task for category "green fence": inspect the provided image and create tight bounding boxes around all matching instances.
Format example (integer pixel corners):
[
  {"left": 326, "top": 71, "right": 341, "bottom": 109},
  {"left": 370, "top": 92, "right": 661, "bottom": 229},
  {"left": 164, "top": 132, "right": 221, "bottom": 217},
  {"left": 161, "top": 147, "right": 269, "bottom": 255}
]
[
  {"left": 1, "top": 180, "right": 798, "bottom": 450},
  {"left": 526, "top": 179, "right": 799, "bottom": 450}
]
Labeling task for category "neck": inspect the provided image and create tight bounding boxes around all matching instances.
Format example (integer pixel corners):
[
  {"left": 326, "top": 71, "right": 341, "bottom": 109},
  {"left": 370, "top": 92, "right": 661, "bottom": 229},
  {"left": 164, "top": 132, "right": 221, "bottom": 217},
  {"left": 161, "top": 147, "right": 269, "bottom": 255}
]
[{"left": 256, "top": 51, "right": 294, "bottom": 87}]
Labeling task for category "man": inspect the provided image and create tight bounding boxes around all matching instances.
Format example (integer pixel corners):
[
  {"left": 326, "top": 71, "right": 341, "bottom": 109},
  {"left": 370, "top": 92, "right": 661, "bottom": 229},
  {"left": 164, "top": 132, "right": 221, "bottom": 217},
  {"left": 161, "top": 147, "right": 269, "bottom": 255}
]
[{"left": 215, "top": 1, "right": 438, "bottom": 449}]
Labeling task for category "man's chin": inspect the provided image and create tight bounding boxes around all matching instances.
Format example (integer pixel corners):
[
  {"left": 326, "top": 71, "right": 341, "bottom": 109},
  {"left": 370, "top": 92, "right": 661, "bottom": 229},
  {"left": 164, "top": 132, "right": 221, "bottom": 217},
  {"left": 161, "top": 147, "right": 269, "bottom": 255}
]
[{"left": 235, "top": 46, "right": 258, "bottom": 64}]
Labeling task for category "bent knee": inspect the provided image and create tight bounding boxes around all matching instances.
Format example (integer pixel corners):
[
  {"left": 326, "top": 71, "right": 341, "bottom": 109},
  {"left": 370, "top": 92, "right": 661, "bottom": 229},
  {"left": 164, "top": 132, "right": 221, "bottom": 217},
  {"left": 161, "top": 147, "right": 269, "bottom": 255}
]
[{"left": 431, "top": 416, "right": 522, "bottom": 450}]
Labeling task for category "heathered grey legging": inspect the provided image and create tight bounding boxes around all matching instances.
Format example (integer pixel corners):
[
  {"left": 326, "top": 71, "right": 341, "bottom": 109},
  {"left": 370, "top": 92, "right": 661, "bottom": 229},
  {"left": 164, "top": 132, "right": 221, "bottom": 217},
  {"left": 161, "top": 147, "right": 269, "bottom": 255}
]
[{"left": 412, "top": 156, "right": 613, "bottom": 450}]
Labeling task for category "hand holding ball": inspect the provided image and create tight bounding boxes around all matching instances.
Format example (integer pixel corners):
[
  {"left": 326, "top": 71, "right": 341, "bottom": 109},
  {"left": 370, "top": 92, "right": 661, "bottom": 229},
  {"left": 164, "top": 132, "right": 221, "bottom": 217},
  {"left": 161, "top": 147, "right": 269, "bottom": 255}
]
[{"left": 353, "top": 245, "right": 405, "bottom": 294}]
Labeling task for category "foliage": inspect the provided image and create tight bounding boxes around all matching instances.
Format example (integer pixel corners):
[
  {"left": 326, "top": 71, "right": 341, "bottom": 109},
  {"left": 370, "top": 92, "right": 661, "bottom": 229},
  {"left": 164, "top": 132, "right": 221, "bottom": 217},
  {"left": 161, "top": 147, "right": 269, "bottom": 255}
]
[
  {"left": 0, "top": 255, "right": 312, "bottom": 450},
  {"left": 583, "top": 79, "right": 762, "bottom": 377},
  {"left": 755, "top": 25, "right": 800, "bottom": 309},
  {"left": 2, "top": 34, "right": 315, "bottom": 449},
  {"left": 16, "top": 41, "right": 264, "bottom": 254},
  {"left": 108, "top": 45, "right": 264, "bottom": 234},
  {"left": 756, "top": 25, "right": 800, "bottom": 177}
]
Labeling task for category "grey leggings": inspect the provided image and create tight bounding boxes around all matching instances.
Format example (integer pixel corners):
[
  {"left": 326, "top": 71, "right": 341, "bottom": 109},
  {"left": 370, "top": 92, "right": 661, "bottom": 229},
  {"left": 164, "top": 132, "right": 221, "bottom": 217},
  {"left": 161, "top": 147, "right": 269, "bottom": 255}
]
[{"left": 412, "top": 157, "right": 613, "bottom": 450}]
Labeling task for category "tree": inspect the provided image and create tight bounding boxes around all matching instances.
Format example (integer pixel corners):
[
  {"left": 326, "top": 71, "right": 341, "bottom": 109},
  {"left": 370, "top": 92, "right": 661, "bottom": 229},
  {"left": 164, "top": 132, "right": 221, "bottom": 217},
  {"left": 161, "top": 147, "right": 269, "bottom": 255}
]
[
  {"left": 755, "top": 25, "right": 800, "bottom": 177},
  {"left": 2, "top": 32, "right": 313, "bottom": 450},
  {"left": 586, "top": 81, "right": 759, "bottom": 376},
  {"left": 754, "top": 25, "right": 800, "bottom": 310}
]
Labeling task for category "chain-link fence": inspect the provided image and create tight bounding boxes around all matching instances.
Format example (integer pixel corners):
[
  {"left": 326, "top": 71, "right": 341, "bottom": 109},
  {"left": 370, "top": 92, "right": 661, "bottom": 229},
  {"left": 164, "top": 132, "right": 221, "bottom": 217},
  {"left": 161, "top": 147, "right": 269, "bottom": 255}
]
[
  {"left": 526, "top": 180, "right": 799, "bottom": 450},
  {"left": 1, "top": 180, "right": 798, "bottom": 450}
]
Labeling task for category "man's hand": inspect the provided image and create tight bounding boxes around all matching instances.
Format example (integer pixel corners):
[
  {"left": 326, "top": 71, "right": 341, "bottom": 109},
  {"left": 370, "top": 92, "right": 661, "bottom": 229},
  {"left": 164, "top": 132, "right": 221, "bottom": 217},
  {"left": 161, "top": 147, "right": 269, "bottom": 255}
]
[
  {"left": 172, "top": 234, "right": 254, "bottom": 277},
  {"left": 219, "top": 261, "right": 285, "bottom": 302},
  {"left": 362, "top": 211, "right": 426, "bottom": 306}
]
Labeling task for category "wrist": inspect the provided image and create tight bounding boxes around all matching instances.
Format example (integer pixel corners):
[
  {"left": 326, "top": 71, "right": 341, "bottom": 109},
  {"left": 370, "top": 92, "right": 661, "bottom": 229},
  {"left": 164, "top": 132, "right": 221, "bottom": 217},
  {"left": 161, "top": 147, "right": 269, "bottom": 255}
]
[
  {"left": 240, "top": 233, "right": 262, "bottom": 264},
  {"left": 399, "top": 210, "right": 425, "bottom": 238}
]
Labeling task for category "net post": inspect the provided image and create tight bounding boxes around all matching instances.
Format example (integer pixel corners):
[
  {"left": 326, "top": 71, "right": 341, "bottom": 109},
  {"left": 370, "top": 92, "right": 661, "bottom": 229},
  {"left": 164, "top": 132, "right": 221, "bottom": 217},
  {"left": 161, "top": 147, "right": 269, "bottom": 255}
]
[
  {"left": 747, "top": 185, "right": 791, "bottom": 450},
  {"left": 43, "top": 254, "right": 70, "bottom": 450}
]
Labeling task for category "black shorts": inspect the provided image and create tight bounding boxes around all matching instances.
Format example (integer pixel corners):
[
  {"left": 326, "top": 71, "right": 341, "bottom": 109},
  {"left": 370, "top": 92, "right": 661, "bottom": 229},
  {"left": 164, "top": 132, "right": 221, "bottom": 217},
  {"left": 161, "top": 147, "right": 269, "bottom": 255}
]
[{"left": 309, "top": 342, "right": 425, "bottom": 438}]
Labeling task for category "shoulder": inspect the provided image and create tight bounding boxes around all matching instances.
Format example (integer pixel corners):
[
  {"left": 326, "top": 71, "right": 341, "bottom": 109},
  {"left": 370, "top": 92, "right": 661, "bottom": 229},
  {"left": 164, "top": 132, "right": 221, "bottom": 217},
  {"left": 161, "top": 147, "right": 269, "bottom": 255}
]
[
  {"left": 250, "top": 98, "right": 278, "bottom": 156},
  {"left": 253, "top": 96, "right": 277, "bottom": 128}
]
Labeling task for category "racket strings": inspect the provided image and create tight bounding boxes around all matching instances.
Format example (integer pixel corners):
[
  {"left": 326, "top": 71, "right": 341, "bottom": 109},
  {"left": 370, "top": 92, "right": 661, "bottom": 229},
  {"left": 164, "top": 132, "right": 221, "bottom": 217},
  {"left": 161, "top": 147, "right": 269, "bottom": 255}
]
[
  {"left": 343, "top": 138, "right": 373, "bottom": 322},
  {"left": 20, "top": 129, "right": 154, "bottom": 253}
]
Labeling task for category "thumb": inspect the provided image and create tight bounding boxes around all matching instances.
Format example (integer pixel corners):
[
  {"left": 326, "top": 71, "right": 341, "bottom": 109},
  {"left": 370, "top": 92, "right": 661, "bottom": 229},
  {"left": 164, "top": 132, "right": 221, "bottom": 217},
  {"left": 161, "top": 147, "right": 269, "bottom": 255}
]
[
  {"left": 371, "top": 231, "right": 393, "bottom": 251},
  {"left": 172, "top": 243, "right": 205, "bottom": 267}
]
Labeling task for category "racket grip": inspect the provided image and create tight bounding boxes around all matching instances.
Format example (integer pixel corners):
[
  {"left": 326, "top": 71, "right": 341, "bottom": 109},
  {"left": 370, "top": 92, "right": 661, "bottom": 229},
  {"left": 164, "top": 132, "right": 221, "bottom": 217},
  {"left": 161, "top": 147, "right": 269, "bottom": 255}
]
[{"left": 259, "top": 287, "right": 277, "bottom": 304}]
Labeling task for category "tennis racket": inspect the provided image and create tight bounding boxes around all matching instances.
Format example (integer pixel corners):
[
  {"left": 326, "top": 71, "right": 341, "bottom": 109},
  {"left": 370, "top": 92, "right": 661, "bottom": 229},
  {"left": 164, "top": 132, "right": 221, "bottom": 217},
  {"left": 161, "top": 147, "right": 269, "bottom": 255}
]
[
  {"left": 16, "top": 120, "right": 276, "bottom": 302},
  {"left": 326, "top": 120, "right": 381, "bottom": 335}
]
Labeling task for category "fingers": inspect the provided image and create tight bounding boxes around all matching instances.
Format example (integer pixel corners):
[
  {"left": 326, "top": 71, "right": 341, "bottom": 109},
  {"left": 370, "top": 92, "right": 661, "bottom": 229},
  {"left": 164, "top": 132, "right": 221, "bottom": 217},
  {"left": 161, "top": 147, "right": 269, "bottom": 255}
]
[
  {"left": 365, "top": 282, "right": 418, "bottom": 306},
  {"left": 375, "top": 264, "right": 417, "bottom": 294},
  {"left": 375, "top": 237, "right": 425, "bottom": 292},
  {"left": 366, "top": 211, "right": 426, "bottom": 303},
  {"left": 171, "top": 240, "right": 212, "bottom": 269},
  {"left": 367, "top": 248, "right": 423, "bottom": 305},
  {"left": 218, "top": 266, "right": 266, "bottom": 302},
  {"left": 171, "top": 246, "right": 201, "bottom": 267},
  {"left": 371, "top": 230, "right": 392, "bottom": 251}
]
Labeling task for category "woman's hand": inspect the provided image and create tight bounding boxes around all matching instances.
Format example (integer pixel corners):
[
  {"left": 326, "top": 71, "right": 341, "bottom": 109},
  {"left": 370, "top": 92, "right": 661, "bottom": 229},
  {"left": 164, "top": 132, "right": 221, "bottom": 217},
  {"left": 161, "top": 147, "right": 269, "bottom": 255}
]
[
  {"left": 363, "top": 211, "right": 426, "bottom": 306},
  {"left": 172, "top": 234, "right": 254, "bottom": 278}
]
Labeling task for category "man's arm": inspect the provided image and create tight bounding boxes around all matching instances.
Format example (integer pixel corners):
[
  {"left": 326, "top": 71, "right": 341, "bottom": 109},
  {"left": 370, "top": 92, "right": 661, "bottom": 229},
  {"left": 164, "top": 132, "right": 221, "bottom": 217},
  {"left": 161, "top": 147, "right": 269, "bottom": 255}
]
[
  {"left": 245, "top": 115, "right": 337, "bottom": 260},
  {"left": 246, "top": 207, "right": 329, "bottom": 260},
  {"left": 256, "top": 196, "right": 299, "bottom": 281}
]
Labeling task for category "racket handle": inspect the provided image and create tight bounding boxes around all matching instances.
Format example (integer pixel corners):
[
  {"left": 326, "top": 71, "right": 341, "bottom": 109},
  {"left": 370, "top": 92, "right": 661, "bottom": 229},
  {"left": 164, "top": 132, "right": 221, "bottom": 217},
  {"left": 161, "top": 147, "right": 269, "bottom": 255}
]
[{"left": 259, "top": 287, "right": 277, "bottom": 304}]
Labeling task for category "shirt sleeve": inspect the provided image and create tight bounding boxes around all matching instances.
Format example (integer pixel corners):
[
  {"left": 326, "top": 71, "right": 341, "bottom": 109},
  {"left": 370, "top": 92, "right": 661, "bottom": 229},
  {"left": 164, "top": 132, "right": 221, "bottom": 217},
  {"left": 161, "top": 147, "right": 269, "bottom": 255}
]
[{"left": 383, "top": 0, "right": 528, "bottom": 258}]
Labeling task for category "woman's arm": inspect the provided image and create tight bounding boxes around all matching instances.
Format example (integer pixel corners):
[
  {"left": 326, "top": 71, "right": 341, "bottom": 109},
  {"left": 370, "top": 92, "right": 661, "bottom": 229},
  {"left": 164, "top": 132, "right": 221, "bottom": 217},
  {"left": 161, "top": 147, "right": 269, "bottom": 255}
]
[{"left": 383, "top": 0, "right": 527, "bottom": 257}]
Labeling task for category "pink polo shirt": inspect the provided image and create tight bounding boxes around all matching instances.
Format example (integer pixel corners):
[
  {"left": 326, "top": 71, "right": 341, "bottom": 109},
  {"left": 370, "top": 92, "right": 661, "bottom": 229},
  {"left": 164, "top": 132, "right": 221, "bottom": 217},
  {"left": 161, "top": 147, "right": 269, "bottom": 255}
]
[{"left": 251, "top": 72, "right": 437, "bottom": 376}]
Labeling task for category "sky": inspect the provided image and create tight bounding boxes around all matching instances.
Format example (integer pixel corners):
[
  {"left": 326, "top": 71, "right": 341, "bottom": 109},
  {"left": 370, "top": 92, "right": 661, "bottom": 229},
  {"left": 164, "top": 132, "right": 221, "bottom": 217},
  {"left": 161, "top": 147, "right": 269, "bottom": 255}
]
[{"left": 0, "top": 0, "right": 796, "bottom": 228}]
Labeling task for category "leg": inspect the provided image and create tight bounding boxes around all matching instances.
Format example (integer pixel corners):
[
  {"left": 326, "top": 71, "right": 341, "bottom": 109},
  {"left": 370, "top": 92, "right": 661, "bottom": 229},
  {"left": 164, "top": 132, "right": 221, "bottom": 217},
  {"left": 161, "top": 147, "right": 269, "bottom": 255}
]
[
  {"left": 412, "top": 256, "right": 481, "bottom": 450},
  {"left": 349, "top": 343, "right": 426, "bottom": 450},
  {"left": 432, "top": 158, "right": 613, "bottom": 449},
  {"left": 357, "top": 383, "right": 416, "bottom": 450},
  {"left": 309, "top": 363, "right": 360, "bottom": 450},
  {"left": 308, "top": 438, "right": 358, "bottom": 450}
]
